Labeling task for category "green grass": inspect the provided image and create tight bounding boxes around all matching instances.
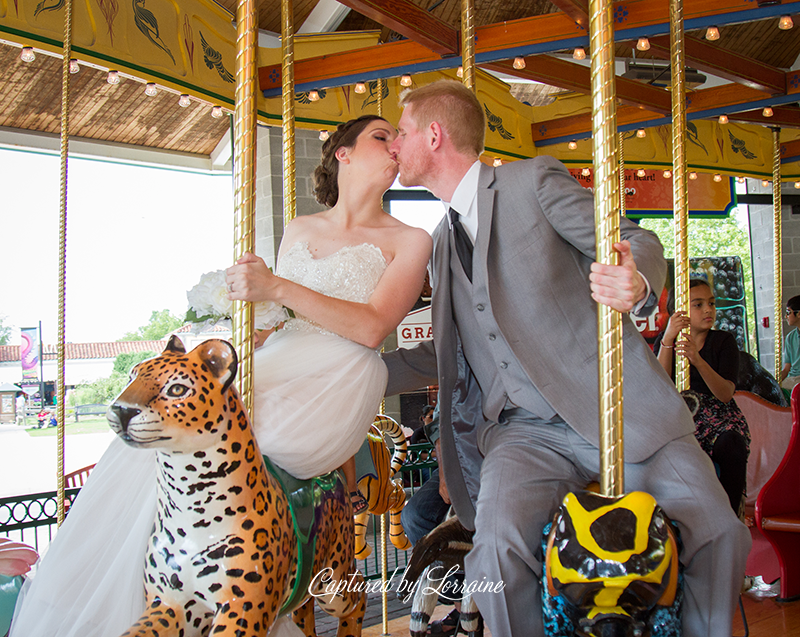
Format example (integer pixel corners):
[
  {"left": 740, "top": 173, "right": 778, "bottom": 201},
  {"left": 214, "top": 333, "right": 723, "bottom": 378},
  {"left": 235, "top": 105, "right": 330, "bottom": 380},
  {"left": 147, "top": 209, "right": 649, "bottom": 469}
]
[{"left": 25, "top": 416, "right": 114, "bottom": 437}]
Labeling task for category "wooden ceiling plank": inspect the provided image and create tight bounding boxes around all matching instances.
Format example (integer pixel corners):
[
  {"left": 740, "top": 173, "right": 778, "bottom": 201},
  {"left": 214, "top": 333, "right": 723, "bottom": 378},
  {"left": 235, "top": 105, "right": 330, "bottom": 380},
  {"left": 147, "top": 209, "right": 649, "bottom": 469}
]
[
  {"left": 729, "top": 107, "right": 800, "bottom": 129},
  {"left": 533, "top": 83, "right": 788, "bottom": 143},
  {"left": 335, "top": 0, "right": 459, "bottom": 56},
  {"left": 260, "top": 0, "right": 785, "bottom": 94},
  {"left": 647, "top": 35, "right": 785, "bottom": 94},
  {"left": 548, "top": 0, "right": 589, "bottom": 30},
  {"left": 484, "top": 56, "right": 671, "bottom": 115}
]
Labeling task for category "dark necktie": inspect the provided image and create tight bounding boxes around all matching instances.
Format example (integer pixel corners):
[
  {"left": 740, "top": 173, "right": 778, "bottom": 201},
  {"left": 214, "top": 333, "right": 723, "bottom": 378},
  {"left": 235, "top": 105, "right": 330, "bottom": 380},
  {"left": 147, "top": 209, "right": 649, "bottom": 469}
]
[{"left": 449, "top": 208, "right": 473, "bottom": 283}]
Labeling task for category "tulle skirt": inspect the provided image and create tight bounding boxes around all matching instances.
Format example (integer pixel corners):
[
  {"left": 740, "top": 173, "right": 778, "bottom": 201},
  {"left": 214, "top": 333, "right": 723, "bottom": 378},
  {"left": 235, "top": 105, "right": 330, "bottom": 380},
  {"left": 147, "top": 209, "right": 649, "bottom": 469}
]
[{"left": 10, "top": 328, "right": 387, "bottom": 636}]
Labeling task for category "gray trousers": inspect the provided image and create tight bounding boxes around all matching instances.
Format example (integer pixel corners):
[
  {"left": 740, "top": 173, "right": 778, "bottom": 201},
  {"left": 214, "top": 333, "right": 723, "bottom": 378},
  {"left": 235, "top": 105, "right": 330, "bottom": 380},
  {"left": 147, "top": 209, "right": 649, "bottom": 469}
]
[{"left": 464, "top": 409, "right": 751, "bottom": 637}]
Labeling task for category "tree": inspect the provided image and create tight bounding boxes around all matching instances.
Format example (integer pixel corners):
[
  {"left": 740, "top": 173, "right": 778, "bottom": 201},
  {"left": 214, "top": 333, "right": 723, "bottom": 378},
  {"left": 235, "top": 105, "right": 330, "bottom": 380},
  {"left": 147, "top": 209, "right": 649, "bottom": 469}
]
[
  {"left": 70, "top": 351, "right": 156, "bottom": 406},
  {"left": 120, "top": 309, "right": 183, "bottom": 341},
  {"left": 0, "top": 315, "right": 11, "bottom": 346}
]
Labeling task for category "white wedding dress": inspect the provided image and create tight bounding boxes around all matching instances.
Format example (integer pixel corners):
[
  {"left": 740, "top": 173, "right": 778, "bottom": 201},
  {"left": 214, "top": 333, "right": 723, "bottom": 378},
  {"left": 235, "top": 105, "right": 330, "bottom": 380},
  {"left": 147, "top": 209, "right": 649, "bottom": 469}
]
[{"left": 10, "top": 242, "right": 389, "bottom": 637}]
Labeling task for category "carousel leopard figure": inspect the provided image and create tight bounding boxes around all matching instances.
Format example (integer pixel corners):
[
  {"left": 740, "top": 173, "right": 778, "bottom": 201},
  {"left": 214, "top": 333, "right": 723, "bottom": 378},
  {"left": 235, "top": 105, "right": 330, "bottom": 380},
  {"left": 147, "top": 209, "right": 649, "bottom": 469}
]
[{"left": 107, "top": 336, "right": 366, "bottom": 637}]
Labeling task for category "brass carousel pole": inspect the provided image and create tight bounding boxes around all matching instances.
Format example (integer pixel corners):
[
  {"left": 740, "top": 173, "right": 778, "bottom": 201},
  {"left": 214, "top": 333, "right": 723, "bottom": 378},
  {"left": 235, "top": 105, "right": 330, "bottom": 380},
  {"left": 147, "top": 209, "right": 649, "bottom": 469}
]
[
  {"left": 375, "top": 74, "right": 390, "bottom": 637},
  {"left": 56, "top": 0, "right": 74, "bottom": 526},
  {"left": 461, "top": 0, "right": 475, "bottom": 91},
  {"left": 589, "top": 0, "right": 623, "bottom": 497},
  {"left": 671, "top": 0, "right": 690, "bottom": 393},
  {"left": 619, "top": 132, "right": 626, "bottom": 218},
  {"left": 282, "top": 0, "right": 296, "bottom": 227},
  {"left": 232, "top": 0, "right": 258, "bottom": 411},
  {"left": 773, "top": 128, "right": 783, "bottom": 380}
]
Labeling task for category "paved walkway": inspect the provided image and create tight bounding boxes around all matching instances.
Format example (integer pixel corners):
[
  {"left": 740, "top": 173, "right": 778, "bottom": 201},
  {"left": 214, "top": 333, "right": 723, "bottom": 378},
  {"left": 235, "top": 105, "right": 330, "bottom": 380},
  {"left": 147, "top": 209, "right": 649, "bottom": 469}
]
[{"left": 0, "top": 423, "right": 114, "bottom": 497}]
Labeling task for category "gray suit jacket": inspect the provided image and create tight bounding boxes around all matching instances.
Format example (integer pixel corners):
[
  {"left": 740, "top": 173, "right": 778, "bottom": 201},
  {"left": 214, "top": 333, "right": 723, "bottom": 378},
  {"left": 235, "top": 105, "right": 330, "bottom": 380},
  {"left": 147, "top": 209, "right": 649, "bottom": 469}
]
[{"left": 384, "top": 157, "right": 694, "bottom": 530}]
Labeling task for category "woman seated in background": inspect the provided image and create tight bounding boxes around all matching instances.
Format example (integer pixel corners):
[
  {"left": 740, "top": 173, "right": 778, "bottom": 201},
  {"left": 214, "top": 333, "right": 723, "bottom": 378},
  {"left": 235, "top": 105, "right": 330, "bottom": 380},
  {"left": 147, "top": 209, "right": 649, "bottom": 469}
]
[{"left": 655, "top": 278, "right": 750, "bottom": 515}]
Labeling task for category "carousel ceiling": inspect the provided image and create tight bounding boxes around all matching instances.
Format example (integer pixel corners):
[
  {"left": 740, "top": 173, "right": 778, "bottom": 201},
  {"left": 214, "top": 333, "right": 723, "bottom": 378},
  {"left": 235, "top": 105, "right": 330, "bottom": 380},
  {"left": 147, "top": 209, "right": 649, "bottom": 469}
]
[{"left": 3, "top": 0, "right": 800, "bottom": 165}]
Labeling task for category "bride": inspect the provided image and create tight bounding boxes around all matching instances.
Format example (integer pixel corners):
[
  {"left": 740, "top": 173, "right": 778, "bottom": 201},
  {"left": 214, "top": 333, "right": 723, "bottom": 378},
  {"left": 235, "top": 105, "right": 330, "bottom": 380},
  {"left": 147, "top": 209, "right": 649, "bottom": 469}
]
[{"left": 10, "top": 114, "right": 432, "bottom": 637}]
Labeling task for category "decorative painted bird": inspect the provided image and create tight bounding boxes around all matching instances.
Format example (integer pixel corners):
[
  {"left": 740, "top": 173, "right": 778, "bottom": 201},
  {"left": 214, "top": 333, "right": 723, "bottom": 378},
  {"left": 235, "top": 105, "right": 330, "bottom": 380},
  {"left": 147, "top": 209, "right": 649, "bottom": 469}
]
[
  {"left": 484, "top": 104, "right": 514, "bottom": 140},
  {"left": 132, "top": 0, "right": 175, "bottom": 64},
  {"left": 729, "top": 130, "right": 756, "bottom": 159},
  {"left": 200, "top": 31, "right": 234, "bottom": 83},
  {"left": 33, "top": 0, "right": 63, "bottom": 17}
]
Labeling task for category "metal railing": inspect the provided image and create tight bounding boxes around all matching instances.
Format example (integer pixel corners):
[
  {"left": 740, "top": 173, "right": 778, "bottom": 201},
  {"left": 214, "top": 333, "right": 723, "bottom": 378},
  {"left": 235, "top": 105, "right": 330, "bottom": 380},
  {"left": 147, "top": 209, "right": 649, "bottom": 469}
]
[
  {"left": 0, "top": 444, "right": 439, "bottom": 573},
  {"left": 0, "top": 488, "right": 81, "bottom": 552}
]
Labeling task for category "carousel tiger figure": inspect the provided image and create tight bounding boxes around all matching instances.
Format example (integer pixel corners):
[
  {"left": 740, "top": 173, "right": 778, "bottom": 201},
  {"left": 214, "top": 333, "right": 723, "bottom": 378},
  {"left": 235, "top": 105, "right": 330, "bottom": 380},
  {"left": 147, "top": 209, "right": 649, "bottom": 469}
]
[
  {"left": 353, "top": 414, "right": 412, "bottom": 560},
  {"left": 108, "top": 337, "right": 365, "bottom": 637}
]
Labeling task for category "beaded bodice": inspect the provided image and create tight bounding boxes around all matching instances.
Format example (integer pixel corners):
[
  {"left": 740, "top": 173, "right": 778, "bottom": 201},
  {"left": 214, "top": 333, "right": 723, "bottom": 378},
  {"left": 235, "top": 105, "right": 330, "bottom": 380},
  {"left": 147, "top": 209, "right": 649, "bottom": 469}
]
[{"left": 278, "top": 242, "right": 387, "bottom": 336}]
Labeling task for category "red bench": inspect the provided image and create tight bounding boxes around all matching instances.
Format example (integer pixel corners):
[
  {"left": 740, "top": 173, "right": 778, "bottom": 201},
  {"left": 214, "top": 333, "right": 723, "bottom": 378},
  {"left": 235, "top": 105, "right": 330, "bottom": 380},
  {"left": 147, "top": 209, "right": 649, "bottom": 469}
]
[{"left": 753, "top": 384, "right": 800, "bottom": 601}]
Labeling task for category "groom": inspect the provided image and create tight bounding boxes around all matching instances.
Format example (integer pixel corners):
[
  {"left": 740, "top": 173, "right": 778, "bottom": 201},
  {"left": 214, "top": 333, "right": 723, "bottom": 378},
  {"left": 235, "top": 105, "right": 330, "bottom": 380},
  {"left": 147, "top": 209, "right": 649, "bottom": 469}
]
[{"left": 382, "top": 80, "right": 750, "bottom": 637}]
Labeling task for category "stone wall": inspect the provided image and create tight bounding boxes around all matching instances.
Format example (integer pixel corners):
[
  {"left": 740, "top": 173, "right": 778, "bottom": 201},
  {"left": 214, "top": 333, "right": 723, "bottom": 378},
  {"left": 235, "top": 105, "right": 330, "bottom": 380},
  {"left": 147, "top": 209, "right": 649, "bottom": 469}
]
[
  {"left": 254, "top": 125, "right": 325, "bottom": 267},
  {"left": 748, "top": 180, "right": 800, "bottom": 372}
]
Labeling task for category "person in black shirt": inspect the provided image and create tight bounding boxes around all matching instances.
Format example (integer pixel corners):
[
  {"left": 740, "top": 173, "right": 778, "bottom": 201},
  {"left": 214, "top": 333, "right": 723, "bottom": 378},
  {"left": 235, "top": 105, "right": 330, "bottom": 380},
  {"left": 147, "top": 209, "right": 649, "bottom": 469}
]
[{"left": 655, "top": 278, "right": 750, "bottom": 514}]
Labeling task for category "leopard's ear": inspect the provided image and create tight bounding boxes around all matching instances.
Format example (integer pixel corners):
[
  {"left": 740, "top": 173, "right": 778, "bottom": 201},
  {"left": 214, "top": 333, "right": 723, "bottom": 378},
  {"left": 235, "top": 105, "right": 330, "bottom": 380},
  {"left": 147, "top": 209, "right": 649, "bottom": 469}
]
[
  {"left": 164, "top": 334, "right": 186, "bottom": 355},
  {"left": 192, "top": 339, "right": 238, "bottom": 393}
]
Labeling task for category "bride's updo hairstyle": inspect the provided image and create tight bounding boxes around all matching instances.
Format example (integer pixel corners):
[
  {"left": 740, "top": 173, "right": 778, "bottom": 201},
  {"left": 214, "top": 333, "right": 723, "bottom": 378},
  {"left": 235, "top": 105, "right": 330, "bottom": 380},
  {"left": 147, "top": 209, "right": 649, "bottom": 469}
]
[{"left": 313, "top": 114, "right": 389, "bottom": 207}]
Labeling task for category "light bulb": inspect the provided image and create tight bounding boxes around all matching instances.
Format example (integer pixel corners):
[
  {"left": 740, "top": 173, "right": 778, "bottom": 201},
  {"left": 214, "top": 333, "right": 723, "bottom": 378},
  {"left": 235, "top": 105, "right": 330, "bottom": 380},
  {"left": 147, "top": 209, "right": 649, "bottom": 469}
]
[
  {"left": 737, "top": 176, "right": 745, "bottom": 184},
  {"left": 779, "top": 15, "right": 794, "bottom": 30},
  {"left": 20, "top": 47, "right": 35, "bottom": 62},
  {"left": 319, "top": 130, "right": 329, "bottom": 141},
  {"left": 713, "top": 173, "right": 723, "bottom": 182},
  {"left": 663, "top": 170, "right": 672, "bottom": 179},
  {"left": 568, "top": 141, "right": 578, "bottom": 150},
  {"left": 637, "top": 169, "right": 646, "bottom": 177},
  {"left": 493, "top": 158, "right": 502, "bottom": 167},
  {"left": 636, "top": 38, "right": 650, "bottom": 51},
  {"left": 636, "top": 128, "right": 646, "bottom": 138},
  {"left": 763, "top": 107, "right": 774, "bottom": 117},
  {"left": 456, "top": 66, "right": 463, "bottom": 78},
  {"left": 513, "top": 57, "right": 526, "bottom": 70},
  {"left": 400, "top": 74, "right": 412, "bottom": 87},
  {"left": 794, "top": 181, "right": 800, "bottom": 189},
  {"left": 581, "top": 167, "right": 591, "bottom": 176},
  {"left": 69, "top": 59, "right": 80, "bottom": 74},
  {"left": 689, "top": 172, "right": 698, "bottom": 180},
  {"left": 354, "top": 82, "right": 366, "bottom": 94},
  {"left": 179, "top": 94, "right": 191, "bottom": 107},
  {"left": 145, "top": 83, "right": 158, "bottom": 97},
  {"left": 211, "top": 105, "right": 223, "bottom": 119},
  {"left": 762, "top": 179, "right": 770, "bottom": 187},
  {"left": 308, "top": 90, "right": 320, "bottom": 101},
  {"left": 572, "top": 48, "right": 586, "bottom": 61},
  {"left": 107, "top": 70, "right": 120, "bottom": 84},
  {"left": 705, "top": 26, "right": 720, "bottom": 41},
  {"left": 718, "top": 114, "right": 728, "bottom": 124}
]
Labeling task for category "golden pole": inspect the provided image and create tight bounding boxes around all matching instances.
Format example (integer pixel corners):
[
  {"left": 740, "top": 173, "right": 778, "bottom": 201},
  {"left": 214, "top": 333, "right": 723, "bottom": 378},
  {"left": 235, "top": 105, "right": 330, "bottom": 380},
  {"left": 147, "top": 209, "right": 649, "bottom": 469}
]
[
  {"left": 670, "top": 0, "right": 690, "bottom": 392},
  {"left": 461, "top": 0, "right": 475, "bottom": 92},
  {"left": 377, "top": 78, "right": 384, "bottom": 118},
  {"left": 619, "top": 132, "right": 626, "bottom": 217},
  {"left": 282, "top": 0, "right": 296, "bottom": 226},
  {"left": 380, "top": 512, "right": 389, "bottom": 635},
  {"left": 232, "top": 0, "right": 258, "bottom": 412},
  {"left": 590, "top": 0, "right": 623, "bottom": 497},
  {"left": 774, "top": 127, "right": 783, "bottom": 380},
  {"left": 56, "top": 0, "right": 74, "bottom": 527}
]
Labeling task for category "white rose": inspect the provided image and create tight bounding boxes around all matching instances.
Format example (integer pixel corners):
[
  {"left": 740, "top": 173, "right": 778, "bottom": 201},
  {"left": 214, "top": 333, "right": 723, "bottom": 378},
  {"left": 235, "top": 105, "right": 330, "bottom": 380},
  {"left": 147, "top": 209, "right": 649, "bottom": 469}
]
[
  {"left": 187, "top": 270, "right": 230, "bottom": 318},
  {"left": 254, "top": 301, "right": 290, "bottom": 330}
]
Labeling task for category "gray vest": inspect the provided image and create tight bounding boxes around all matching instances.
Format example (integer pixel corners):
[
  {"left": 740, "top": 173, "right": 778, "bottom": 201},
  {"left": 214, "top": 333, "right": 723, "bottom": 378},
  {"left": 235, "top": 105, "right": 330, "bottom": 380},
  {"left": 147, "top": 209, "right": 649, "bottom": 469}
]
[{"left": 448, "top": 230, "right": 557, "bottom": 422}]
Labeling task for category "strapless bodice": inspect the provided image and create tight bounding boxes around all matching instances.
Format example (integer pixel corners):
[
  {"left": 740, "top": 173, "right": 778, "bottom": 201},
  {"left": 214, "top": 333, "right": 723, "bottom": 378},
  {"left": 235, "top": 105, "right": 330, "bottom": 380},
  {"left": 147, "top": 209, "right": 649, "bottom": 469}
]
[{"left": 278, "top": 242, "right": 387, "bottom": 336}]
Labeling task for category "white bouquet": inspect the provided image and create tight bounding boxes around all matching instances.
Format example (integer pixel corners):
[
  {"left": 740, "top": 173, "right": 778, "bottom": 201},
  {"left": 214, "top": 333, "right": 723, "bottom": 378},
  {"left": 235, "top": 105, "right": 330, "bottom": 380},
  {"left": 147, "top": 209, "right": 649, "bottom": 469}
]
[{"left": 185, "top": 269, "right": 291, "bottom": 333}]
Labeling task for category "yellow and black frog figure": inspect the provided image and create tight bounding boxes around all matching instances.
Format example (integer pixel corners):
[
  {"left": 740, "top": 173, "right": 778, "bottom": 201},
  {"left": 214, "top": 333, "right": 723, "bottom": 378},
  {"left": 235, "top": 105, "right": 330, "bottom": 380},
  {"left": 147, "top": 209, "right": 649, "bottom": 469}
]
[{"left": 543, "top": 491, "right": 682, "bottom": 637}]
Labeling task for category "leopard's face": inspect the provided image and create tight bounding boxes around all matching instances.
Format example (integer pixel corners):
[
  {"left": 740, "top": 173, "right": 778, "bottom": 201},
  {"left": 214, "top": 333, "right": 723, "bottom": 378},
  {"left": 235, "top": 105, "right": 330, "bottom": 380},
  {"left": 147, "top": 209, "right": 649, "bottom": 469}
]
[{"left": 107, "top": 336, "right": 238, "bottom": 453}]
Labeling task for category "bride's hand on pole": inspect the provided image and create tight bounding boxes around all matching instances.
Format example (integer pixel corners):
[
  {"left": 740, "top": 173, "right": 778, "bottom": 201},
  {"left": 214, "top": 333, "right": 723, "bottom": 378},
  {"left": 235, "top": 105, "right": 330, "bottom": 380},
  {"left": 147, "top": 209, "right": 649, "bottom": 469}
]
[{"left": 226, "top": 253, "right": 278, "bottom": 303}]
